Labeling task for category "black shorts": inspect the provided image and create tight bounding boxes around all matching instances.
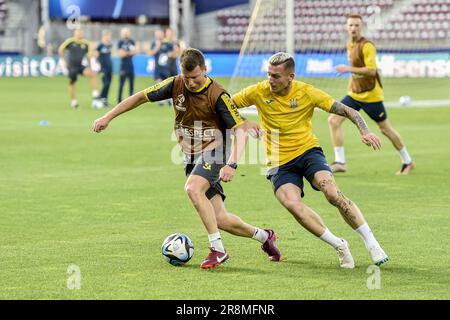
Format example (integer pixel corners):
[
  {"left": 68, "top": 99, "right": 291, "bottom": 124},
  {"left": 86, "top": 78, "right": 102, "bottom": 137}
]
[
  {"left": 184, "top": 147, "right": 228, "bottom": 201},
  {"left": 68, "top": 65, "right": 86, "bottom": 84},
  {"left": 341, "top": 95, "right": 387, "bottom": 123},
  {"left": 267, "top": 147, "right": 332, "bottom": 197}
]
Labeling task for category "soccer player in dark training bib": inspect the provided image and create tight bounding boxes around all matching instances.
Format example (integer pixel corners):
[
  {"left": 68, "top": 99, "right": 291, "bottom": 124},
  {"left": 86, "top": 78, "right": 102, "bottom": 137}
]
[
  {"left": 93, "top": 48, "right": 281, "bottom": 269},
  {"left": 59, "top": 28, "right": 99, "bottom": 109},
  {"left": 328, "top": 13, "right": 414, "bottom": 175}
]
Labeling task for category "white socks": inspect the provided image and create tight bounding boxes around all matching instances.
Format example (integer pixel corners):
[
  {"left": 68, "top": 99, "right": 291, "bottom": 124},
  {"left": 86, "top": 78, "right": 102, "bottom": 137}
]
[
  {"left": 209, "top": 228, "right": 269, "bottom": 253},
  {"left": 208, "top": 232, "right": 225, "bottom": 253},
  {"left": 356, "top": 223, "right": 379, "bottom": 249},
  {"left": 320, "top": 228, "right": 344, "bottom": 249},
  {"left": 399, "top": 147, "right": 412, "bottom": 164},
  {"left": 252, "top": 228, "right": 269, "bottom": 244},
  {"left": 337, "top": 146, "right": 412, "bottom": 165},
  {"left": 334, "top": 147, "right": 346, "bottom": 164},
  {"left": 320, "top": 224, "right": 381, "bottom": 252}
]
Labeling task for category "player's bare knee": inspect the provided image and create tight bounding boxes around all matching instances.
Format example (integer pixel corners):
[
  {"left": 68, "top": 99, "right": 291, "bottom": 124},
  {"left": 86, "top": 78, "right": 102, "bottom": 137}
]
[
  {"left": 327, "top": 115, "right": 336, "bottom": 127},
  {"left": 328, "top": 115, "right": 342, "bottom": 128},
  {"left": 184, "top": 183, "right": 202, "bottom": 203},
  {"left": 323, "top": 188, "right": 341, "bottom": 206},
  {"left": 282, "top": 199, "right": 303, "bottom": 215},
  {"left": 215, "top": 213, "right": 228, "bottom": 230},
  {"left": 292, "top": 205, "right": 308, "bottom": 222},
  {"left": 379, "top": 125, "right": 390, "bottom": 136},
  {"left": 84, "top": 68, "right": 93, "bottom": 77}
]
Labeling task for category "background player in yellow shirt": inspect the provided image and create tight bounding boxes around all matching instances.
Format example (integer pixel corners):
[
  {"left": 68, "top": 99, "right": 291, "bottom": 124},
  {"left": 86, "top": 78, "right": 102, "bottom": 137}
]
[
  {"left": 233, "top": 52, "right": 388, "bottom": 268},
  {"left": 328, "top": 13, "right": 414, "bottom": 175}
]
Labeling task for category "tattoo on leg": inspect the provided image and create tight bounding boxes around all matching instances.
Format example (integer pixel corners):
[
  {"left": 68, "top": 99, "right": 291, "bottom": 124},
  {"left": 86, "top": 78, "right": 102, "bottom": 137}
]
[
  {"left": 334, "top": 191, "right": 356, "bottom": 221},
  {"left": 317, "top": 178, "right": 360, "bottom": 227},
  {"left": 318, "top": 179, "right": 335, "bottom": 190}
]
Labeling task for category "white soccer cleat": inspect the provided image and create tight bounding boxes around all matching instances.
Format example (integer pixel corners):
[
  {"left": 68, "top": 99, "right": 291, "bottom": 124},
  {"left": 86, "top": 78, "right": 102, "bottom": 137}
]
[
  {"left": 70, "top": 99, "right": 79, "bottom": 109},
  {"left": 368, "top": 245, "right": 389, "bottom": 266},
  {"left": 336, "top": 239, "right": 355, "bottom": 269}
]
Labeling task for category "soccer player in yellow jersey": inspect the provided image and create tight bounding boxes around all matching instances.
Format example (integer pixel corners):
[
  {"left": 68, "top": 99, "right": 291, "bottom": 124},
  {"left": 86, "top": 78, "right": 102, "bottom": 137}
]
[
  {"left": 93, "top": 48, "right": 281, "bottom": 269},
  {"left": 328, "top": 13, "right": 414, "bottom": 175},
  {"left": 233, "top": 52, "right": 388, "bottom": 267}
]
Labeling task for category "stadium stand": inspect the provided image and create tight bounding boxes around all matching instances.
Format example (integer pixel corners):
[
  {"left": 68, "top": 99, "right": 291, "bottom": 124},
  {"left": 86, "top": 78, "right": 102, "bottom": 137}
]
[
  {"left": 216, "top": 0, "right": 450, "bottom": 50},
  {"left": 0, "top": 0, "right": 8, "bottom": 35},
  {"left": 0, "top": 0, "right": 38, "bottom": 54},
  {"left": 382, "top": 0, "right": 450, "bottom": 41}
]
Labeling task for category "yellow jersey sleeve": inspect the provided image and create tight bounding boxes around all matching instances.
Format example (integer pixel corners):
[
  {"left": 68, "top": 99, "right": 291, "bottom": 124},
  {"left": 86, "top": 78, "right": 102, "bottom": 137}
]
[
  {"left": 232, "top": 84, "right": 258, "bottom": 109},
  {"left": 85, "top": 40, "right": 92, "bottom": 57},
  {"left": 306, "top": 86, "right": 334, "bottom": 112},
  {"left": 362, "top": 42, "right": 377, "bottom": 70}
]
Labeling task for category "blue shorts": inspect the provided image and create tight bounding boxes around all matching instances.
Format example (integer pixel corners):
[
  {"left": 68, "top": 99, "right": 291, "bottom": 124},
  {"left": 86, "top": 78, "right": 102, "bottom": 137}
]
[
  {"left": 266, "top": 147, "right": 332, "bottom": 197},
  {"left": 341, "top": 95, "right": 387, "bottom": 123}
]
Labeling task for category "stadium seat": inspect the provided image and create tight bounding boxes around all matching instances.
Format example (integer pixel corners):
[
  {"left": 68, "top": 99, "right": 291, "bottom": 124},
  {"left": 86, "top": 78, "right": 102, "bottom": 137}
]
[{"left": 215, "top": 0, "right": 450, "bottom": 48}]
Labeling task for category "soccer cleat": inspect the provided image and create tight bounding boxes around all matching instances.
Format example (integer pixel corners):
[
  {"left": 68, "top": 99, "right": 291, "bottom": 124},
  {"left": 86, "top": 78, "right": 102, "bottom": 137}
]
[
  {"left": 368, "top": 245, "right": 389, "bottom": 266},
  {"left": 200, "top": 248, "right": 229, "bottom": 269},
  {"left": 396, "top": 162, "right": 415, "bottom": 175},
  {"left": 92, "top": 90, "right": 100, "bottom": 99},
  {"left": 70, "top": 100, "right": 79, "bottom": 109},
  {"left": 101, "top": 98, "right": 110, "bottom": 108},
  {"left": 336, "top": 239, "right": 355, "bottom": 269},
  {"left": 261, "top": 229, "right": 282, "bottom": 261},
  {"left": 330, "top": 162, "right": 347, "bottom": 173}
]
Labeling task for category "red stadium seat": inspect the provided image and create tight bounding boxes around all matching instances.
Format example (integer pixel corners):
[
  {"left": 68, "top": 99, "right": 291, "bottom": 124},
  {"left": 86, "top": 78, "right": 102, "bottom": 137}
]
[{"left": 215, "top": 0, "right": 449, "bottom": 48}]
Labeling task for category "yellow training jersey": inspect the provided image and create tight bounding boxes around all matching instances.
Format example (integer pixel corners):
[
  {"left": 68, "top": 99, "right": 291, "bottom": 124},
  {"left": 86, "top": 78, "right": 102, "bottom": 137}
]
[
  {"left": 348, "top": 42, "right": 384, "bottom": 103},
  {"left": 233, "top": 80, "right": 334, "bottom": 169}
]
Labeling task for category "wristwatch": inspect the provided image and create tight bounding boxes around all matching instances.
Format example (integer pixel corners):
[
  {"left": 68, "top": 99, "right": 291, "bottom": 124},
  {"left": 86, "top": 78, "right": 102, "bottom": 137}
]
[{"left": 226, "top": 162, "right": 238, "bottom": 170}]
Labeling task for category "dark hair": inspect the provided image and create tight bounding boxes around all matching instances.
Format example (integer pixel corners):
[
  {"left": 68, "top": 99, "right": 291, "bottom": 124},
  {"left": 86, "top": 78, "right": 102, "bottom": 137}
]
[
  {"left": 268, "top": 52, "right": 295, "bottom": 72},
  {"left": 347, "top": 13, "right": 363, "bottom": 21},
  {"left": 180, "top": 48, "right": 206, "bottom": 72}
]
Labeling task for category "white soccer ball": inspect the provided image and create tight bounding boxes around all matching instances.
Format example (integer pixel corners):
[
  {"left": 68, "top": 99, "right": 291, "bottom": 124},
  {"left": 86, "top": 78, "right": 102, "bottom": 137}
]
[
  {"left": 399, "top": 95, "right": 411, "bottom": 106},
  {"left": 161, "top": 233, "right": 194, "bottom": 266}
]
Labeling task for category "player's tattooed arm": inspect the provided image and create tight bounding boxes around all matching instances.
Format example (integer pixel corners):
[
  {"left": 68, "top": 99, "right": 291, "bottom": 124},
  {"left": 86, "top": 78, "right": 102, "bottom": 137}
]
[
  {"left": 330, "top": 101, "right": 382, "bottom": 150},
  {"left": 330, "top": 101, "right": 369, "bottom": 135}
]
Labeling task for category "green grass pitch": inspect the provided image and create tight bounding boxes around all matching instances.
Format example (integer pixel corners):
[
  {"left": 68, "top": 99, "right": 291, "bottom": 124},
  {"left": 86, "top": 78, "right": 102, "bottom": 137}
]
[{"left": 0, "top": 76, "right": 449, "bottom": 299}]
